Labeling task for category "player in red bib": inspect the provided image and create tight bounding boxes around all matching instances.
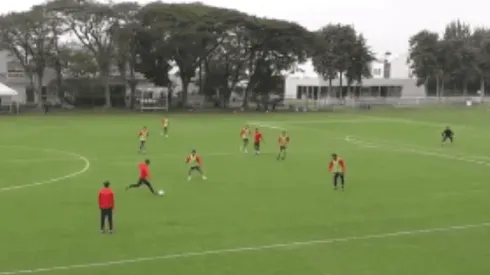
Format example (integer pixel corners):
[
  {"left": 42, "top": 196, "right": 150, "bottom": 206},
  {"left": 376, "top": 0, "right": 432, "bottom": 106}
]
[{"left": 254, "top": 128, "right": 264, "bottom": 155}]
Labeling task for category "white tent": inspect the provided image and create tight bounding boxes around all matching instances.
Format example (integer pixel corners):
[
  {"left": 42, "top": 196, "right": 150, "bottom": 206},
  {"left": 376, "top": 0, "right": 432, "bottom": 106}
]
[{"left": 0, "top": 82, "right": 18, "bottom": 96}]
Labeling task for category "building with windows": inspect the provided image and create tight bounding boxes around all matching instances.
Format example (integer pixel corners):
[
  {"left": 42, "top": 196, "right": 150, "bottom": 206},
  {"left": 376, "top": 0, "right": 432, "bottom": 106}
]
[
  {"left": 0, "top": 50, "right": 56, "bottom": 105},
  {"left": 285, "top": 53, "right": 424, "bottom": 99}
]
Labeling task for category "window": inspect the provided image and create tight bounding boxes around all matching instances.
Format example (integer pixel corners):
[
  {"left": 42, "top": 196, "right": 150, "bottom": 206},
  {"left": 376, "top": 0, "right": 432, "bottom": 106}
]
[
  {"left": 313, "top": 86, "right": 319, "bottom": 99},
  {"left": 296, "top": 86, "right": 303, "bottom": 99},
  {"left": 373, "top": 68, "right": 381, "bottom": 76}
]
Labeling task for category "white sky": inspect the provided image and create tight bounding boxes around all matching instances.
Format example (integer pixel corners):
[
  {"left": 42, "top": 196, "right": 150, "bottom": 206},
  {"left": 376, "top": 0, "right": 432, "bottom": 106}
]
[{"left": 3, "top": 0, "right": 489, "bottom": 56}]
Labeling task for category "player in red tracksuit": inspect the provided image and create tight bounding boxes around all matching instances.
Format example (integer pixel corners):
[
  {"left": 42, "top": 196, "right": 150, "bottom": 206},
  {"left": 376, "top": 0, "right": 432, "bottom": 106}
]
[
  {"left": 98, "top": 181, "right": 115, "bottom": 234},
  {"left": 125, "top": 159, "right": 156, "bottom": 195}
]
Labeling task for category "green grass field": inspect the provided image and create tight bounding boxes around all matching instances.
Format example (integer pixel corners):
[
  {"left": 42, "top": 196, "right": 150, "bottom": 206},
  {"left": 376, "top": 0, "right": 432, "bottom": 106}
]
[{"left": 1, "top": 107, "right": 490, "bottom": 275}]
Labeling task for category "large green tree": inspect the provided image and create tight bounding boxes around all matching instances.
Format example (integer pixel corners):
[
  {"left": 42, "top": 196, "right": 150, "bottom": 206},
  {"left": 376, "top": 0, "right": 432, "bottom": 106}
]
[
  {"left": 408, "top": 30, "right": 441, "bottom": 95},
  {"left": 136, "top": 2, "right": 240, "bottom": 107},
  {"left": 443, "top": 20, "right": 474, "bottom": 96},
  {"left": 50, "top": 0, "right": 120, "bottom": 107},
  {"left": 312, "top": 24, "right": 363, "bottom": 99},
  {"left": 112, "top": 2, "right": 141, "bottom": 108},
  {"left": 241, "top": 17, "right": 312, "bottom": 108},
  {"left": 471, "top": 28, "right": 490, "bottom": 97},
  {"left": 312, "top": 24, "right": 340, "bottom": 97},
  {"left": 203, "top": 25, "right": 249, "bottom": 107},
  {"left": 0, "top": 5, "right": 63, "bottom": 106},
  {"left": 345, "top": 34, "right": 375, "bottom": 96}
]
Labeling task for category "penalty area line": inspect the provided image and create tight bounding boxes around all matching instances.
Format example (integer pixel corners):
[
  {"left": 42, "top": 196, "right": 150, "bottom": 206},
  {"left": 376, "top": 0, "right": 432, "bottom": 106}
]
[{"left": 0, "top": 221, "right": 488, "bottom": 274}]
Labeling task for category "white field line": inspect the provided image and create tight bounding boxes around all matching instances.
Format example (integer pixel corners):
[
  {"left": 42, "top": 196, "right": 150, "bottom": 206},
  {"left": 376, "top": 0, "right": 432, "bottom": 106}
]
[
  {"left": 253, "top": 121, "right": 490, "bottom": 166},
  {"left": 0, "top": 157, "right": 78, "bottom": 164},
  {"left": 358, "top": 115, "right": 490, "bottom": 138},
  {"left": 344, "top": 136, "right": 490, "bottom": 166},
  {"left": 249, "top": 118, "right": 378, "bottom": 124},
  {"left": 0, "top": 146, "right": 91, "bottom": 192},
  {"left": 0, "top": 222, "right": 488, "bottom": 275}
]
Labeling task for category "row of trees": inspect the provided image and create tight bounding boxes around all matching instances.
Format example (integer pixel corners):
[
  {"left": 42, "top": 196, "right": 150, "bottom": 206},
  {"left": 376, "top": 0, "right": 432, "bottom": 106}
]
[
  {"left": 0, "top": 0, "right": 376, "bottom": 108},
  {"left": 409, "top": 20, "right": 490, "bottom": 96}
]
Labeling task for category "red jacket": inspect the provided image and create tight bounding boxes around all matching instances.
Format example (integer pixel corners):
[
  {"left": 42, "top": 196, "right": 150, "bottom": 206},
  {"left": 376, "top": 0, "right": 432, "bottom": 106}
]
[
  {"left": 98, "top": 188, "right": 114, "bottom": 209},
  {"left": 139, "top": 163, "right": 150, "bottom": 179}
]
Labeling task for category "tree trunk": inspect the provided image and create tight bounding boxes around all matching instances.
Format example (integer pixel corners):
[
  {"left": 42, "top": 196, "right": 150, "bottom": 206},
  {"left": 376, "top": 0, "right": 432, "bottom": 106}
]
[
  {"left": 181, "top": 79, "right": 189, "bottom": 108},
  {"left": 55, "top": 62, "right": 63, "bottom": 104},
  {"left": 480, "top": 77, "right": 485, "bottom": 102},
  {"left": 35, "top": 72, "right": 44, "bottom": 108},
  {"left": 328, "top": 78, "right": 332, "bottom": 99},
  {"left": 339, "top": 73, "right": 343, "bottom": 100},
  {"left": 440, "top": 77, "right": 445, "bottom": 97},
  {"left": 128, "top": 68, "right": 137, "bottom": 110},
  {"left": 243, "top": 82, "right": 253, "bottom": 109},
  {"left": 121, "top": 74, "right": 129, "bottom": 108},
  {"left": 101, "top": 72, "right": 111, "bottom": 108},
  {"left": 347, "top": 81, "right": 352, "bottom": 98},
  {"left": 424, "top": 77, "right": 429, "bottom": 96},
  {"left": 167, "top": 83, "right": 173, "bottom": 107},
  {"left": 463, "top": 78, "right": 468, "bottom": 97},
  {"left": 436, "top": 75, "right": 440, "bottom": 99}
]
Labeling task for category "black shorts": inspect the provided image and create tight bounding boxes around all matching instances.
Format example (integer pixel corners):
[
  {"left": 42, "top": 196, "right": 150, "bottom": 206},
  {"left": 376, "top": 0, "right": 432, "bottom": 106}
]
[
  {"left": 243, "top": 138, "right": 249, "bottom": 144},
  {"left": 190, "top": 166, "right": 201, "bottom": 171},
  {"left": 254, "top": 142, "right": 260, "bottom": 150},
  {"left": 136, "top": 178, "right": 151, "bottom": 187},
  {"left": 279, "top": 146, "right": 286, "bottom": 151},
  {"left": 442, "top": 136, "right": 453, "bottom": 142},
  {"left": 140, "top": 140, "right": 146, "bottom": 145}
]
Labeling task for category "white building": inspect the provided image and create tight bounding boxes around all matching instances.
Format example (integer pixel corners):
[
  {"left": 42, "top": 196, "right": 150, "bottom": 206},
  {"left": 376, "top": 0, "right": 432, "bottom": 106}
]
[
  {"left": 0, "top": 50, "right": 56, "bottom": 105},
  {"left": 285, "top": 52, "right": 424, "bottom": 99}
]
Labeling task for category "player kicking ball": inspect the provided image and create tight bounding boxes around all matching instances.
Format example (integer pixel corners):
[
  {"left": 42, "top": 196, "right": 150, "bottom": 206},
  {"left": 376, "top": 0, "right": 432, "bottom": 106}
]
[
  {"left": 161, "top": 117, "right": 169, "bottom": 137},
  {"left": 277, "top": 131, "right": 290, "bottom": 160},
  {"left": 126, "top": 159, "right": 157, "bottom": 195},
  {"left": 239, "top": 124, "right": 251, "bottom": 153},
  {"left": 328, "top": 153, "right": 346, "bottom": 191},
  {"left": 185, "top": 149, "right": 207, "bottom": 181},
  {"left": 441, "top": 126, "right": 454, "bottom": 145},
  {"left": 138, "top": 126, "right": 149, "bottom": 153}
]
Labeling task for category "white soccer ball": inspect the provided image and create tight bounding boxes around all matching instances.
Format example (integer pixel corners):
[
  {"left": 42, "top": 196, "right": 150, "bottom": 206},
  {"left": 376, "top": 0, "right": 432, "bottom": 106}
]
[{"left": 158, "top": 190, "right": 165, "bottom": 196}]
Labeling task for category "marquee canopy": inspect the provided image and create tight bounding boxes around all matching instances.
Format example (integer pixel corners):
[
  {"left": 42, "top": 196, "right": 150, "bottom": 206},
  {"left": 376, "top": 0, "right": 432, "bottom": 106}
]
[{"left": 0, "top": 82, "right": 18, "bottom": 96}]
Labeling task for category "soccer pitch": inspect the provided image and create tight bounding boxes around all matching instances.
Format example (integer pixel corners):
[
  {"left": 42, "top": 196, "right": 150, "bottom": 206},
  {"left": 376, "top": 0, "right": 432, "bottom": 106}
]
[{"left": 1, "top": 107, "right": 490, "bottom": 275}]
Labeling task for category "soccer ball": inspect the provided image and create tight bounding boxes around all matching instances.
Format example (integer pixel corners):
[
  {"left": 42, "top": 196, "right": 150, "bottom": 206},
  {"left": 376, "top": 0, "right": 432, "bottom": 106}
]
[{"left": 158, "top": 190, "right": 165, "bottom": 196}]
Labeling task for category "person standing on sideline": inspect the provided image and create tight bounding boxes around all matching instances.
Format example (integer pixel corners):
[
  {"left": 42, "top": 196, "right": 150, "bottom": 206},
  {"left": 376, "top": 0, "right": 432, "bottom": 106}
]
[{"left": 98, "top": 181, "right": 115, "bottom": 234}]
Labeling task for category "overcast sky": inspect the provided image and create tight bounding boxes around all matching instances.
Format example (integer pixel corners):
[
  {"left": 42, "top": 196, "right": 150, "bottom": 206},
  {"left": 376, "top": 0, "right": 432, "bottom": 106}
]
[{"left": 3, "top": 0, "right": 489, "bottom": 56}]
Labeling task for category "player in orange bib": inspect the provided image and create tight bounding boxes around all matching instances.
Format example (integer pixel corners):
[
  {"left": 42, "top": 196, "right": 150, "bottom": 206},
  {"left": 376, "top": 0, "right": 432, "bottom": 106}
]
[
  {"left": 185, "top": 149, "right": 207, "bottom": 181},
  {"left": 277, "top": 131, "right": 290, "bottom": 160},
  {"left": 328, "top": 153, "right": 346, "bottom": 190},
  {"left": 161, "top": 117, "right": 169, "bottom": 137},
  {"left": 138, "top": 126, "right": 149, "bottom": 153},
  {"left": 239, "top": 125, "right": 251, "bottom": 153}
]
